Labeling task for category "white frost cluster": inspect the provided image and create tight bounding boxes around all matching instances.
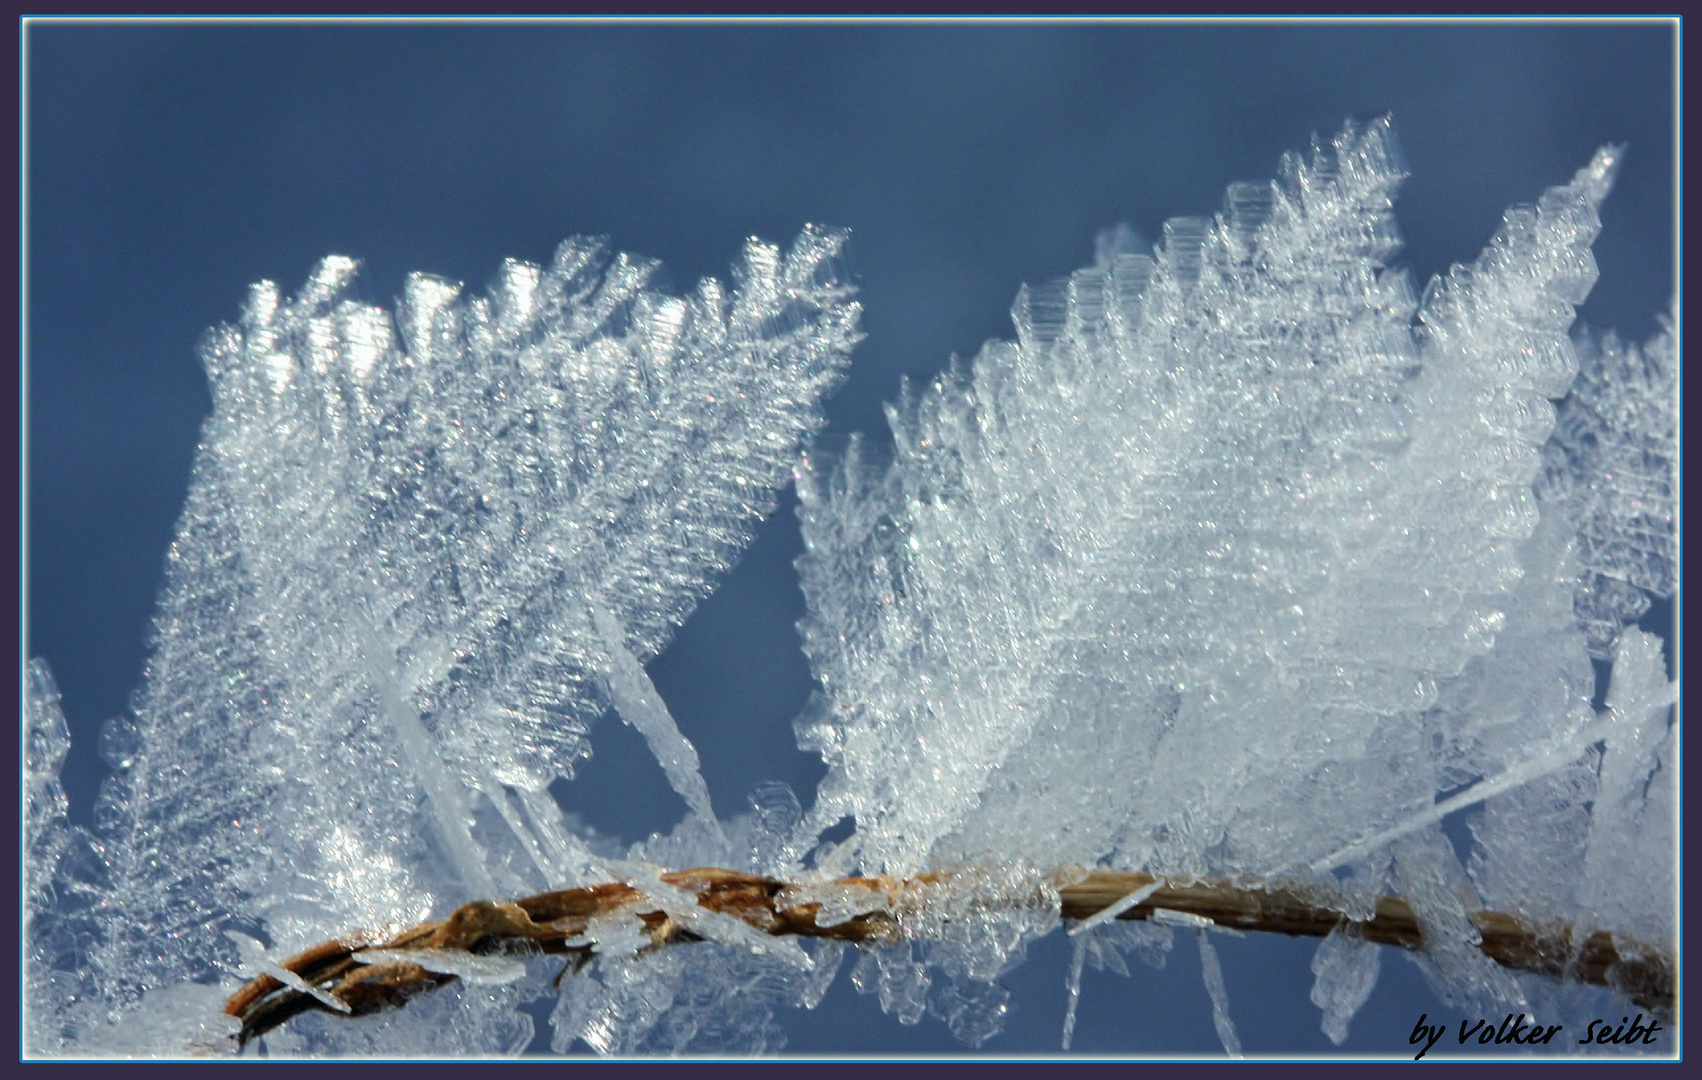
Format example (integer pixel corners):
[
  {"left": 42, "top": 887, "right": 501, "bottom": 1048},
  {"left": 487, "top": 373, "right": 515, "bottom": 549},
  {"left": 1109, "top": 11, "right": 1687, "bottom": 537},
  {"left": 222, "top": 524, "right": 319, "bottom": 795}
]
[
  {"left": 26, "top": 229, "right": 861, "bottom": 1055},
  {"left": 26, "top": 118, "right": 1674, "bottom": 1058},
  {"left": 1539, "top": 314, "right": 1677, "bottom": 658},
  {"left": 795, "top": 119, "right": 1673, "bottom": 1043}
]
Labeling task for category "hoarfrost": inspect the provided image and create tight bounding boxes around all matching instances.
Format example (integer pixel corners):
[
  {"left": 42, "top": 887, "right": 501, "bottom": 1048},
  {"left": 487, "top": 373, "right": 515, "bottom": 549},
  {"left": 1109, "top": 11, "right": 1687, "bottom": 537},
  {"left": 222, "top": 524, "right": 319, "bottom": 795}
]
[
  {"left": 795, "top": 117, "right": 1672, "bottom": 1043},
  {"left": 26, "top": 227, "right": 860, "bottom": 1055},
  {"left": 600, "top": 858, "right": 814, "bottom": 970},
  {"left": 268, "top": 976, "right": 541, "bottom": 1059},
  {"left": 779, "top": 877, "right": 892, "bottom": 928},
  {"left": 1063, "top": 921, "right": 1180, "bottom": 1049},
  {"left": 591, "top": 604, "right": 724, "bottom": 841},
  {"left": 1539, "top": 315, "right": 1677, "bottom": 658},
  {"left": 1061, "top": 933, "right": 1088, "bottom": 1050},
  {"left": 1150, "top": 908, "right": 1217, "bottom": 930},
  {"left": 1575, "top": 629, "right": 1676, "bottom": 947},
  {"left": 1308, "top": 927, "right": 1381, "bottom": 1045},
  {"left": 25, "top": 115, "right": 1675, "bottom": 1057},
  {"left": 1467, "top": 627, "right": 1675, "bottom": 953},
  {"left": 1196, "top": 930, "right": 1242, "bottom": 1057},
  {"left": 1097, "top": 920, "right": 1175, "bottom": 972},
  {"left": 549, "top": 939, "right": 837, "bottom": 1056},
  {"left": 227, "top": 931, "right": 354, "bottom": 1013},
  {"left": 1069, "top": 879, "right": 1161, "bottom": 935},
  {"left": 850, "top": 943, "right": 930, "bottom": 1025}
]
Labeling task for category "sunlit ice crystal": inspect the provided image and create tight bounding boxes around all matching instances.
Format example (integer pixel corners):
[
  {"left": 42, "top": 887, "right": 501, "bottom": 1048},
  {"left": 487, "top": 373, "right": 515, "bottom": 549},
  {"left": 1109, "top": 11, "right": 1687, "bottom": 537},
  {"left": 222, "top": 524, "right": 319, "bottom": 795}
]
[
  {"left": 1538, "top": 311, "right": 1676, "bottom": 659},
  {"left": 24, "top": 112, "right": 1672, "bottom": 1058},
  {"left": 797, "top": 119, "right": 1621, "bottom": 886},
  {"left": 793, "top": 118, "right": 1671, "bottom": 1048},
  {"left": 25, "top": 227, "right": 860, "bottom": 1056}
]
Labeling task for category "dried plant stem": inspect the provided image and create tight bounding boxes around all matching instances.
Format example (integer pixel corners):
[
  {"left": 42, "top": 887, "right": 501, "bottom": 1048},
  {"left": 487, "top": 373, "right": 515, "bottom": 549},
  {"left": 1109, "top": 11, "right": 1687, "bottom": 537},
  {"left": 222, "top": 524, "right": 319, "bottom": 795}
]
[{"left": 225, "top": 867, "right": 1672, "bottom": 1046}]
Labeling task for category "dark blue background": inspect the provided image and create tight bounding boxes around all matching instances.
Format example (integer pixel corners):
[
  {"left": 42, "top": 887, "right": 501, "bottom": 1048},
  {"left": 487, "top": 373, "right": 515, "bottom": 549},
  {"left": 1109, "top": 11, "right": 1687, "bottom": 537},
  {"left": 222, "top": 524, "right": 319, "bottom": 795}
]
[{"left": 26, "top": 21, "right": 1674, "bottom": 1057}]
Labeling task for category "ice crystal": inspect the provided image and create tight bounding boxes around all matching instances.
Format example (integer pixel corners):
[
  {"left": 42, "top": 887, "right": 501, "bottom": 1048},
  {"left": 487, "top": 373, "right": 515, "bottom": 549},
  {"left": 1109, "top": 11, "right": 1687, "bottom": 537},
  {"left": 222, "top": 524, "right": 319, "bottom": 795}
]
[
  {"left": 798, "top": 118, "right": 1608, "bottom": 875},
  {"left": 25, "top": 116, "right": 1674, "bottom": 1058},
  {"left": 795, "top": 117, "right": 1671, "bottom": 1039},
  {"left": 1469, "top": 627, "right": 1676, "bottom": 952},
  {"left": 1196, "top": 930, "right": 1242, "bottom": 1057},
  {"left": 1309, "top": 926, "right": 1381, "bottom": 1046},
  {"left": 1539, "top": 314, "right": 1676, "bottom": 657},
  {"left": 549, "top": 940, "right": 841, "bottom": 1056},
  {"left": 26, "top": 228, "right": 860, "bottom": 1054}
]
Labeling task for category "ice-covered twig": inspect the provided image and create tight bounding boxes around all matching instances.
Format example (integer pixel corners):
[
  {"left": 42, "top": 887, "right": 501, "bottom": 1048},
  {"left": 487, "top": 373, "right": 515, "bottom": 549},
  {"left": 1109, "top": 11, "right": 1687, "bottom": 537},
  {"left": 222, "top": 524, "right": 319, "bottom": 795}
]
[{"left": 224, "top": 866, "right": 1673, "bottom": 1047}]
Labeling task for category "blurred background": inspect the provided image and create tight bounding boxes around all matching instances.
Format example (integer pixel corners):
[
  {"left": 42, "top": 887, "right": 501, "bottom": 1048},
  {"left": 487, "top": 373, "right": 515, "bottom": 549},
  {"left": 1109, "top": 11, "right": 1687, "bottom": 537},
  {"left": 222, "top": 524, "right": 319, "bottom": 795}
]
[{"left": 25, "top": 19, "right": 1675, "bottom": 1057}]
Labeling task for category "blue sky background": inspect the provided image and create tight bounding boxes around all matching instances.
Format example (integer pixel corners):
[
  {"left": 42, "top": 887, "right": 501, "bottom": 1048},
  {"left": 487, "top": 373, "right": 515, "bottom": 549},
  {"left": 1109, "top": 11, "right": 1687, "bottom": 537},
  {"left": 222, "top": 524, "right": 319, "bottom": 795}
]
[{"left": 25, "top": 20, "right": 1675, "bottom": 1058}]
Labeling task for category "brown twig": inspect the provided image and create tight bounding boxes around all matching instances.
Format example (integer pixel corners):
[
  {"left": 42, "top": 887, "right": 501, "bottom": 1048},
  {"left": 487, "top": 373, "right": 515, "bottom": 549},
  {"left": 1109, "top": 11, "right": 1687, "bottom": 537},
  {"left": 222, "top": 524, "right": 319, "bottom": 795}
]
[{"left": 224, "top": 867, "right": 1673, "bottom": 1048}]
